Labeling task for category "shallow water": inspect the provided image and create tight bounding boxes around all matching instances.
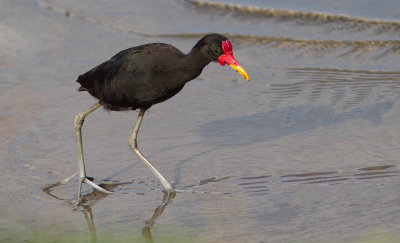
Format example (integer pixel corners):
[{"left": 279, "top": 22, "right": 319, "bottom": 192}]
[{"left": 1, "top": 0, "right": 400, "bottom": 242}]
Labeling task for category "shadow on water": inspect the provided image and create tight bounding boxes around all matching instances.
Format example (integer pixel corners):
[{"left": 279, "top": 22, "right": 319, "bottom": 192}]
[
  {"left": 43, "top": 183, "right": 175, "bottom": 243},
  {"left": 198, "top": 102, "right": 394, "bottom": 146}
]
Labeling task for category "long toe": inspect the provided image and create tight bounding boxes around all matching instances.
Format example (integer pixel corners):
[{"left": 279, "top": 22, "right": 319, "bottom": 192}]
[{"left": 84, "top": 178, "right": 114, "bottom": 194}]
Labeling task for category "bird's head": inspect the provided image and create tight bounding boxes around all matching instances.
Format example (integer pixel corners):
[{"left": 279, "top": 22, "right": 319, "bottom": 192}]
[{"left": 196, "top": 34, "right": 250, "bottom": 81}]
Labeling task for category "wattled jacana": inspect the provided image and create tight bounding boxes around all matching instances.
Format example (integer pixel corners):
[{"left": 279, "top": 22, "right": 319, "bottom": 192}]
[{"left": 65, "top": 33, "right": 249, "bottom": 205}]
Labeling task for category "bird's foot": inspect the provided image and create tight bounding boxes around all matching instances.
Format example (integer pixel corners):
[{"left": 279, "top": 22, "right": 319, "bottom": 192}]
[
  {"left": 83, "top": 177, "right": 114, "bottom": 194},
  {"left": 73, "top": 176, "right": 115, "bottom": 209},
  {"left": 162, "top": 187, "right": 176, "bottom": 203},
  {"left": 73, "top": 198, "right": 83, "bottom": 210}
]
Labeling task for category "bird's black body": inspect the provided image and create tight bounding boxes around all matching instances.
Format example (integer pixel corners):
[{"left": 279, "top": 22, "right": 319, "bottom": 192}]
[
  {"left": 68, "top": 34, "right": 249, "bottom": 205},
  {"left": 77, "top": 34, "right": 228, "bottom": 111}
]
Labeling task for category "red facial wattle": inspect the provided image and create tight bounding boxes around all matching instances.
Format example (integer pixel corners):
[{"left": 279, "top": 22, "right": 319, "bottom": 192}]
[{"left": 218, "top": 40, "right": 249, "bottom": 81}]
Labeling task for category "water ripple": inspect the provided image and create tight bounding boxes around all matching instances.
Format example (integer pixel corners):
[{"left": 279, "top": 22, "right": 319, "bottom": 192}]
[
  {"left": 183, "top": 164, "right": 400, "bottom": 197},
  {"left": 186, "top": 0, "right": 400, "bottom": 34}
]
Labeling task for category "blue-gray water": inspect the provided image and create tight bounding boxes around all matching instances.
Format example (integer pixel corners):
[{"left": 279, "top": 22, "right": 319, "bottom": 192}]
[
  {"left": 210, "top": 0, "right": 400, "bottom": 21},
  {"left": 1, "top": 0, "right": 400, "bottom": 242}
]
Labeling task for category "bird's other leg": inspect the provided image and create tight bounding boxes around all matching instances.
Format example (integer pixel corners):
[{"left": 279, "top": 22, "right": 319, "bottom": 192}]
[
  {"left": 74, "top": 102, "right": 112, "bottom": 206},
  {"left": 128, "top": 109, "right": 175, "bottom": 195}
]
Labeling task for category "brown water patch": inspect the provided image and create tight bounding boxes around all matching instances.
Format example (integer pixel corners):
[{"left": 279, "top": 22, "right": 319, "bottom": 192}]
[
  {"left": 282, "top": 175, "right": 344, "bottom": 183},
  {"left": 356, "top": 174, "right": 400, "bottom": 180},
  {"left": 358, "top": 165, "right": 396, "bottom": 171},
  {"left": 238, "top": 175, "right": 272, "bottom": 180},
  {"left": 305, "top": 178, "right": 349, "bottom": 184},
  {"left": 199, "top": 177, "right": 217, "bottom": 185},
  {"left": 280, "top": 165, "right": 400, "bottom": 185},
  {"left": 281, "top": 171, "right": 338, "bottom": 177}
]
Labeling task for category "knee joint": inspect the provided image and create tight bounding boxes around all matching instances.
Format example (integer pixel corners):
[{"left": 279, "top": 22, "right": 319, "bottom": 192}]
[
  {"left": 74, "top": 113, "right": 85, "bottom": 129},
  {"left": 128, "top": 137, "right": 139, "bottom": 150}
]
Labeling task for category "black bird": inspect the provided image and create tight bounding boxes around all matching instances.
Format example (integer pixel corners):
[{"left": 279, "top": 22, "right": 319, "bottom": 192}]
[{"left": 66, "top": 33, "right": 249, "bottom": 205}]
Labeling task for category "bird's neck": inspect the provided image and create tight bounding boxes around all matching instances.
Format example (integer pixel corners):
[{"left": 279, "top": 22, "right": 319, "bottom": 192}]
[{"left": 185, "top": 48, "right": 211, "bottom": 76}]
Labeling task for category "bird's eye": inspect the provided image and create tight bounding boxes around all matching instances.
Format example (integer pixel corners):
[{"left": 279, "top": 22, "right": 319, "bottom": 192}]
[{"left": 214, "top": 48, "right": 221, "bottom": 55}]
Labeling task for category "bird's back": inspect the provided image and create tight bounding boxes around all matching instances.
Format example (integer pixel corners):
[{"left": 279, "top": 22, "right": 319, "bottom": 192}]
[{"left": 77, "top": 43, "right": 190, "bottom": 111}]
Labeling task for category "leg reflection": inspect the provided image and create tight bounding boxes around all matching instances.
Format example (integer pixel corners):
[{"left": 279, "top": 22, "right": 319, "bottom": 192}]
[
  {"left": 43, "top": 183, "right": 176, "bottom": 242},
  {"left": 142, "top": 191, "right": 176, "bottom": 243},
  {"left": 43, "top": 182, "right": 119, "bottom": 242},
  {"left": 81, "top": 205, "right": 97, "bottom": 243}
]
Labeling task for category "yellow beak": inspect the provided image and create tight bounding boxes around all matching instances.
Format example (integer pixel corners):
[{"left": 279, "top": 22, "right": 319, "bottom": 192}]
[{"left": 229, "top": 64, "right": 250, "bottom": 81}]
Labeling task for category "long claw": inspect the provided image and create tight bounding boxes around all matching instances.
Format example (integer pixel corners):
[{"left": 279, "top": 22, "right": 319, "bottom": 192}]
[{"left": 84, "top": 178, "right": 113, "bottom": 194}]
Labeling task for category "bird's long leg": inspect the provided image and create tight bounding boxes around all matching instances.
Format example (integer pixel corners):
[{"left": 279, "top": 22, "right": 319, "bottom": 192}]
[
  {"left": 75, "top": 102, "right": 112, "bottom": 205},
  {"left": 129, "top": 109, "right": 175, "bottom": 194}
]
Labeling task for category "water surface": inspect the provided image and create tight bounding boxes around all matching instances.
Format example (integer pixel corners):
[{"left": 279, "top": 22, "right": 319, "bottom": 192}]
[{"left": 1, "top": 0, "right": 400, "bottom": 242}]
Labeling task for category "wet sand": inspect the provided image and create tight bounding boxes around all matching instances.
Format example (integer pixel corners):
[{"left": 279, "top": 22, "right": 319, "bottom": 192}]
[{"left": 1, "top": 0, "right": 400, "bottom": 242}]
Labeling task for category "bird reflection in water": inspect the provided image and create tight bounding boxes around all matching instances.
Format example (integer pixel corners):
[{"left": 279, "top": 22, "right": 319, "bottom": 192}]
[
  {"left": 142, "top": 191, "right": 176, "bottom": 243},
  {"left": 43, "top": 182, "right": 175, "bottom": 242}
]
